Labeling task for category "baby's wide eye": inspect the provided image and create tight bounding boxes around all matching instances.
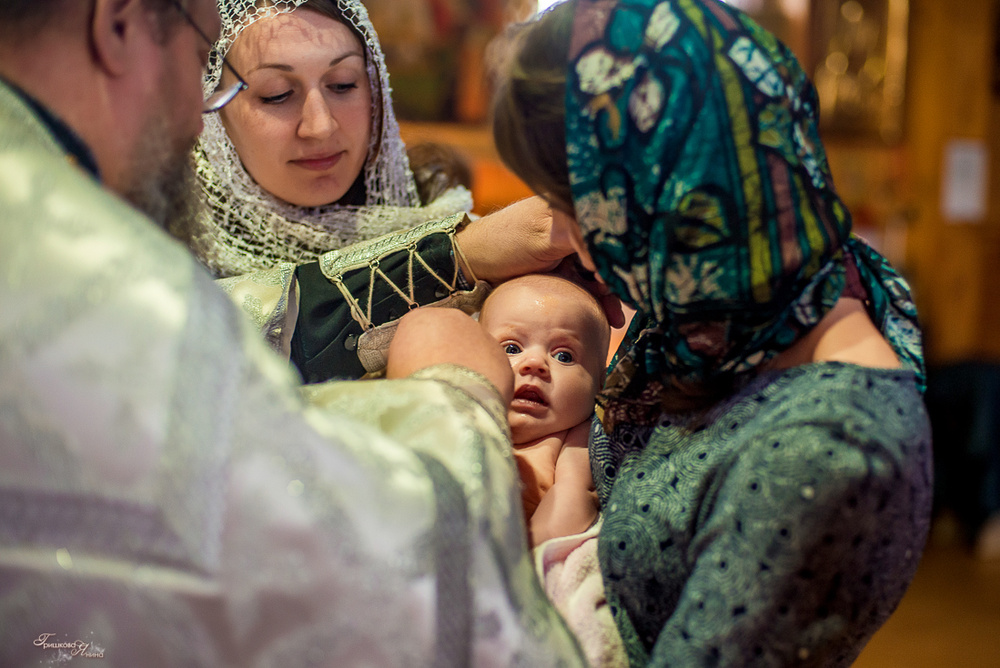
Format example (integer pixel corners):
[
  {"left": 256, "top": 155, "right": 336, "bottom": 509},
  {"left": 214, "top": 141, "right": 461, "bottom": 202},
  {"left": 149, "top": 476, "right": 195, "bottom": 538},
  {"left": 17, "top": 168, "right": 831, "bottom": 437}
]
[
  {"left": 554, "top": 351, "right": 574, "bottom": 364},
  {"left": 504, "top": 343, "right": 522, "bottom": 355}
]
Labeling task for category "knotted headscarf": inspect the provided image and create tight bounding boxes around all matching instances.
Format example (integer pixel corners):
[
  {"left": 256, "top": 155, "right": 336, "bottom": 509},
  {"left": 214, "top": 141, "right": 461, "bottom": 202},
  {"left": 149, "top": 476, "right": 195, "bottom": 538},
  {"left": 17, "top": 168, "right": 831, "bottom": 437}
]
[{"left": 563, "top": 0, "right": 923, "bottom": 427}]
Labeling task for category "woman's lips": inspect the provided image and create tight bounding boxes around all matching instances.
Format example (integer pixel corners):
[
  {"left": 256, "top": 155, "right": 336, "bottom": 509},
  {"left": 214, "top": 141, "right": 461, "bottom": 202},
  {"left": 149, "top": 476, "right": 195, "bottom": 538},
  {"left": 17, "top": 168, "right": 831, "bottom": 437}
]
[{"left": 292, "top": 152, "right": 343, "bottom": 171}]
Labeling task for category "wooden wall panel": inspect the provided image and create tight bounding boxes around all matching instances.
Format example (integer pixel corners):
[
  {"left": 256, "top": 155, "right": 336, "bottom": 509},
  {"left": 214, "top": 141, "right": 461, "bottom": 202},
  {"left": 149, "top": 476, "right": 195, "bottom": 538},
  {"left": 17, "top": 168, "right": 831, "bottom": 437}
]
[{"left": 898, "top": 0, "right": 999, "bottom": 364}]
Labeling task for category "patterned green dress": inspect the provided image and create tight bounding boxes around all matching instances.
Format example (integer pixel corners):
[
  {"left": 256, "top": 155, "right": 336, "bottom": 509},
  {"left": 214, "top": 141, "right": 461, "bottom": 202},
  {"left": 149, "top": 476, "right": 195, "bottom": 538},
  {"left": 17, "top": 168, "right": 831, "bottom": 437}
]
[
  {"left": 558, "top": 0, "right": 933, "bottom": 664},
  {"left": 592, "top": 363, "right": 930, "bottom": 665}
]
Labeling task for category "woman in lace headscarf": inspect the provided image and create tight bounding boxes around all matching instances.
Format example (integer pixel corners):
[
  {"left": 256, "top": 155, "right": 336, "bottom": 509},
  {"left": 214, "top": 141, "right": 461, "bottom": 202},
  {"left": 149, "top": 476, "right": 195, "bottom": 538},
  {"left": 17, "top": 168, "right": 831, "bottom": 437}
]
[
  {"left": 191, "top": 0, "right": 474, "bottom": 278},
  {"left": 492, "top": 1, "right": 933, "bottom": 665},
  {"left": 178, "top": 0, "right": 539, "bottom": 383}
]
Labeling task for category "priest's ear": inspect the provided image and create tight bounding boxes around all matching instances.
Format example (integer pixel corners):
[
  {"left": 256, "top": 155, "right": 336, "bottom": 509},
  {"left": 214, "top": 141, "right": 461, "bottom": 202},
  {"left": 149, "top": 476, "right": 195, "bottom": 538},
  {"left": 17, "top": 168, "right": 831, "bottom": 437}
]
[{"left": 89, "top": 0, "right": 154, "bottom": 77}]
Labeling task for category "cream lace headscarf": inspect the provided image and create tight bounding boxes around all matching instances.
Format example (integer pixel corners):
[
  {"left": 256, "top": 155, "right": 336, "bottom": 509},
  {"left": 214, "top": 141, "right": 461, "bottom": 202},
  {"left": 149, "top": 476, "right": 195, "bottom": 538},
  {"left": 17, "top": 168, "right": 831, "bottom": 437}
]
[{"left": 193, "top": 0, "right": 473, "bottom": 277}]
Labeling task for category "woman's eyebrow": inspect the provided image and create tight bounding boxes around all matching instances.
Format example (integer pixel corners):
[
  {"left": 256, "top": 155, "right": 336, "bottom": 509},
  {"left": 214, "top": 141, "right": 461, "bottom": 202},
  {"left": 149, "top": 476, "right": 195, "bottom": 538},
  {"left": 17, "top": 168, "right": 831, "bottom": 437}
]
[
  {"left": 325, "top": 51, "right": 364, "bottom": 67},
  {"left": 250, "top": 52, "right": 364, "bottom": 74}
]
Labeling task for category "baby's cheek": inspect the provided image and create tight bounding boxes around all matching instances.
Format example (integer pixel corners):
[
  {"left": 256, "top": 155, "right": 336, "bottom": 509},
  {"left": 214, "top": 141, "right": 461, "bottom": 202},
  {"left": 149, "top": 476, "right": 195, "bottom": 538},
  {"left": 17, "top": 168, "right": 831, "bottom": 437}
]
[{"left": 507, "top": 414, "right": 534, "bottom": 444}]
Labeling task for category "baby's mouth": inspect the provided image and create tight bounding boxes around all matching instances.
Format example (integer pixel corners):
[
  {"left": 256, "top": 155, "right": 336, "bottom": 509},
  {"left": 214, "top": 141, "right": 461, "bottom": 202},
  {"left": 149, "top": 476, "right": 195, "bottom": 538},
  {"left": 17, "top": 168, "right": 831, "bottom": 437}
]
[{"left": 513, "top": 385, "right": 547, "bottom": 407}]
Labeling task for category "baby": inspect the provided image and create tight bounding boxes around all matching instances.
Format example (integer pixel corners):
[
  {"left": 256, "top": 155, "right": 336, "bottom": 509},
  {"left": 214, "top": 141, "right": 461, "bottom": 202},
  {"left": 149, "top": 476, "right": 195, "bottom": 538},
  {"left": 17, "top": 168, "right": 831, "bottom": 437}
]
[{"left": 478, "top": 274, "right": 610, "bottom": 548}]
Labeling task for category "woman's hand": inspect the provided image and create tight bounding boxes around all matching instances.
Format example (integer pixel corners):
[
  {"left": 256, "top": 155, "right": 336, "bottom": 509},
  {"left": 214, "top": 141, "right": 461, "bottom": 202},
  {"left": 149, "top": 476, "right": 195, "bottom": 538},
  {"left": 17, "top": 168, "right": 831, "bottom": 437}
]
[
  {"left": 455, "top": 197, "right": 572, "bottom": 284},
  {"left": 456, "top": 196, "right": 625, "bottom": 328}
]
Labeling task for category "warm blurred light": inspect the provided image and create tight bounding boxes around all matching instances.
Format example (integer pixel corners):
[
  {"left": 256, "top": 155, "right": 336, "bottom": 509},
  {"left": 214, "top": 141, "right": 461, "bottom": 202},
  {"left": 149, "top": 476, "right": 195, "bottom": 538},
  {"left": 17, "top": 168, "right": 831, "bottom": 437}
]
[
  {"left": 537, "top": 0, "right": 566, "bottom": 13},
  {"left": 721, "top": 0, "right": 809, "bottom": 19},
  {"left": 719, "top": 0, "right": 764, "bottom": 11}
]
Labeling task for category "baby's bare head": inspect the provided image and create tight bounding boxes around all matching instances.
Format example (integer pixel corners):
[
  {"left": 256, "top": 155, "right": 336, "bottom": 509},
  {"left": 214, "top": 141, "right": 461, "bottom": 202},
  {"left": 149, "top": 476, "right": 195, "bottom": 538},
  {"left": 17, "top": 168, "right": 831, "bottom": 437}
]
[{"left": 480, "top": 273, "right": 611, "bottom": 383}]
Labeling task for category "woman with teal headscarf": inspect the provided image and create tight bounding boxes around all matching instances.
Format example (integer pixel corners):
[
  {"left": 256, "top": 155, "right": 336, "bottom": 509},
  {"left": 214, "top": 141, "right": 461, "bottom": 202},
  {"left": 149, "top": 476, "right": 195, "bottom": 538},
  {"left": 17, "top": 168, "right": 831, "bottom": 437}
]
[{"left": 492, "top": 0, "right": 932, "bottom": 665}]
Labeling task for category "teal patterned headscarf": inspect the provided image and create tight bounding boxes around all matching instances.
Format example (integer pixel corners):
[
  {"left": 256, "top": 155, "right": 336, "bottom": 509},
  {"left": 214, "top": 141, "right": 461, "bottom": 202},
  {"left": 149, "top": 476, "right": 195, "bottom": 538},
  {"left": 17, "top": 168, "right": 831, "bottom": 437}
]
[{"left": 564, "top": 0, "right": 923, "bottom": 427}]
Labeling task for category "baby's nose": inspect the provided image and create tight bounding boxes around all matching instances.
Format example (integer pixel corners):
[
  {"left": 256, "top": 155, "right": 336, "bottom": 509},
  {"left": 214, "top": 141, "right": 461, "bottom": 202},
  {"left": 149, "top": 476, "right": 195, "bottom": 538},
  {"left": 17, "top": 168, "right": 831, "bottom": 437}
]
[{"left": 517, "top": 353, "right": 550, "bottom": 377}]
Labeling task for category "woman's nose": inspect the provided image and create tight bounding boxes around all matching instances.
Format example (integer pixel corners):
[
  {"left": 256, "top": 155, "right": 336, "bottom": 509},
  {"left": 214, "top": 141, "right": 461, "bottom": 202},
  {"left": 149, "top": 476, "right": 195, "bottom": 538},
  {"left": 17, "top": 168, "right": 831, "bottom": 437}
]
[{"left": 298, "top": 89, "right": 336, "bottom": 139}]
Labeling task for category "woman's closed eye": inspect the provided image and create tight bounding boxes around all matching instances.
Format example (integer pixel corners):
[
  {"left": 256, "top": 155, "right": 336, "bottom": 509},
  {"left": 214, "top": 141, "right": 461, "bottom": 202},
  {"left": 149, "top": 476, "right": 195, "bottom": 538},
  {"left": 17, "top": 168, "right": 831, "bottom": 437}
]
[
  {"left": 329, "top": 82, "right": 359, "bottom": 94},
  {"left": 260, "top": 90, "right": 293, "bottom": 104},
  {"left": 259, "top": 81, "right": 355, "bottom": 104}
]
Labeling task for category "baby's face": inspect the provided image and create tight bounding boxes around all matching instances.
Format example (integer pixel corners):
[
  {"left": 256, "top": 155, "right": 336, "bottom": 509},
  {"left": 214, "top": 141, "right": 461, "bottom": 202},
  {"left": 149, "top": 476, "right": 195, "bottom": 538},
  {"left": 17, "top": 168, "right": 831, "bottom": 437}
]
[{"left": 480, "top": 279, "right": 607, "bottom": 444}]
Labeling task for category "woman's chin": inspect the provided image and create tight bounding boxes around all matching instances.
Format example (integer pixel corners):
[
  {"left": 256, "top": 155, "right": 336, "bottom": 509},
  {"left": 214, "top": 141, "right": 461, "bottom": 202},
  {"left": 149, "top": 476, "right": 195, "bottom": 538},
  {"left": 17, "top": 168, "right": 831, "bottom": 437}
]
[{"left": 273, "top": 186, "right": 347, "bottom": 208}]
